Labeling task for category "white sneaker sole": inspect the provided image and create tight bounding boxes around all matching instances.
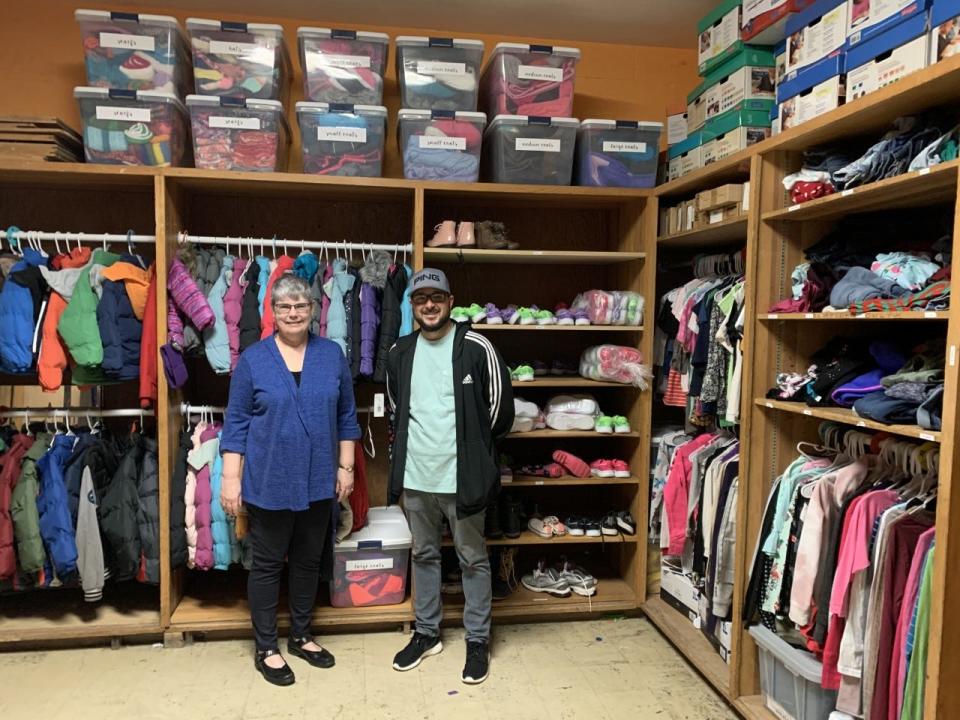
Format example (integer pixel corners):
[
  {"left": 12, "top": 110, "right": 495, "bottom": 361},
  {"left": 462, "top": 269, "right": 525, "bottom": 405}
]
[
  {"left": 471, "top": 313, "right": 488, "bottom": 323},
  {"left": 614, "top": 427, "right": 632, "bottom": 434},
  {"left": 515, "top": 375, "right": 534, "bottom": 382},
  {"left": 602, "top": 527, "right": 620, "bottom": 536},
  {"left": 595, "top": 427, "right": 613, "bottom": 434},
  {"left": 537, "top": 319, "right": 556, "bottom": 325},
  {"left": 617, "top": 520, "right": 637, "bottom": 535},
  {"left": 527, "top": 523, "right": 553, "bottom": 538},
  {"left": 486, "top": 317, "right": 504, "bottom": 324},
  {"left": 463, "top": 669, "right": 489, "bottom": 685},
  {"left": 519, "top": 318, "right": 536, "bottom": 325},
  {"left": 569, "top": 583, "right": 598, "bottom": 597},
  {"left": 568, "top": 528, "right": 585, "bottom": 536},
  {"left": 575, "top": 319, "right": 591, "bottom": 325},
  {"left": 549, "top": 415, "right": 595, "bottom": 431},
  {"left": 591, "top": 469, "right": 615, "bottom": 478},
  {"left": 521, "top": 579, "right": 571, "bottom": 597},
  {"left": 613, "top": 469, "right": 631, "bottom": 478},
  {"left": 585, "top": 529, "right": 601, "bottom": 537},
  {"left": 392, "top": 640, "right": 443, "bottom": 671}
]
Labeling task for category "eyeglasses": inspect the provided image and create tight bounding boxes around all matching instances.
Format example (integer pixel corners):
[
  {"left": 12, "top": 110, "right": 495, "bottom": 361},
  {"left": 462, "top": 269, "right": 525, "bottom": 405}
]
[
  {"left": 411, "top": 292, "right": 450, "bottom": 306},
  {"left": 274, "top": 302, "right": 312, "bottom": 315}
]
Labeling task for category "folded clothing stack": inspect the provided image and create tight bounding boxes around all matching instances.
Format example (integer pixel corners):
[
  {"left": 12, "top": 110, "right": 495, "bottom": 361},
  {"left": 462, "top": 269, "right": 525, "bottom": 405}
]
[
  {"left": 483, "top": 115, "right": 579, "bottom": 185},
  {"left": 480, "top": 43, "right": 580, "bottom": 117},
  {"left": 187, "top": 96, "right": 290, "bottom": 171},
  {"left": 575, "top": 120, "right": 662, "bottom": 189},
  {"left": 398, "top": 110, "right": 486, "bottom": 182},
  {"left": 512, "top": 398, "right": 545, "bottom": 433},
  {"left": 572, "top": 289, "right": 644, "bottom": 325},
  {"left": 579, "top": 345, "right": 652, "bottom": 389},
  {"left": 396, "top": 37, "right": 485, "bottom": 111},
  {"left": 297, "top": 103, "right": 387, "bottom": 177},
  {"left": 298, "top": 28, "right": 389, "bottom": 105},
  {"left": 186, "top": 19, "right": 290, "bottom": 100},
  {"left": 544, "top": 394, "right": 600, "bottom": 431}
]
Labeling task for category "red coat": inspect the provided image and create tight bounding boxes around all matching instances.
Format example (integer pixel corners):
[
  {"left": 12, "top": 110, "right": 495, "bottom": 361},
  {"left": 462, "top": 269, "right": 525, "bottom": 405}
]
[
  {"left": 139, "top": 265, "right": 158, "bottom": 408},
  {"left": 259, "top": 255, "right": 294, "bottom": 338},
  {"left": 0, "top": 434, "right": 36, "bottom": 579}
]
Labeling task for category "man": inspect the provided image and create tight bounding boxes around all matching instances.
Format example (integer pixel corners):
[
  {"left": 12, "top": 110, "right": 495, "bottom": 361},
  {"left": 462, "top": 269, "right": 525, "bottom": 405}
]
[{"left": 386, "top": 268, "right": 514, "bottom": 685}]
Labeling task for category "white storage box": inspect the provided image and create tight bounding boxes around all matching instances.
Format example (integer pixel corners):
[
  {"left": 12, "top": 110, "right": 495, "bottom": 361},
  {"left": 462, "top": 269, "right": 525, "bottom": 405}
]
[
  {"left": 330, "top": 506, "right": 411, "bottom": 608},
  {"left": 699, "top": 0, "right": 744, "bottom": 74},
  {"left": 395, "top": 36, "right": 485, "bottom": 111},
  {"left": 930, "top": 0, "right": 960, "bottom": 64},
  {"left": 777, "top": 54, "right": 845, "bottom": 131},
  {"left": 846, "top": 11, "right": 928, "bottom": 100},
  {"left": 785, "top": 0, "right": 848, "bottom": 74},
  {"left": 660, "top": 562, "right": 701, "bottom": 617},
  {"left": 847, "top": 0, "right": 930, "bottom": 45}
]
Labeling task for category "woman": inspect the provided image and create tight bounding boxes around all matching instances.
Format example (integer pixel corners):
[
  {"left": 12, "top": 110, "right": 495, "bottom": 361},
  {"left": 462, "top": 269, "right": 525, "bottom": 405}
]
[{"left": 220, "top": 273, "right": 361, "bottom": 687}]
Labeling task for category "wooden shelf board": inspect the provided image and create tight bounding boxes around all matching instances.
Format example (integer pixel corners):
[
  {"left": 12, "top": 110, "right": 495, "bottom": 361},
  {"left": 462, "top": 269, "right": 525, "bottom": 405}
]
[
  {"left": 734, "top": 695, "right": 777, "bottom": 720},
  {"left": 443, "top": 578, "right": 637, "bottom": 620},
  {"left": 506, "top": 429, "right": 640, "bottom": 439},
  {"left": 759, "top": 311, "right": 949, "bottom": 321},
  {"left": 511, "top": 377, "right": 628, "bottom": 388},
  {"left": 763, "top": 161, "right": 960, "bottom": 221},
  {"left": 0, "top": 592, "right": 161, "bottom": 643},
  {"left": 0, "top": 162, "right": 157, "bottom": 191},
  {"left": 756, "top": 399, "right": 942, "bottom": 442},
  {"left": 509, "top": 475, "right": 641, "bottom": 486},
  {"left": 642, "top": 596, "right": 731, "bottom": 699},
  {"left": 445, "top": 531, "right": 634, "bottom": 547},
  {"left": 472, "top": 324, "right": 642, "bottom": 332},
  {"left": 424, "top": 248, "right": 645, "bottom": 264},
  {"left": 421, "top": 180, "right": 652, "bottom": 207},
  {"left": 657, "top": 216, "right": 748, "bottom": 249},
  {"left": 655, "top": 150, "right": 753, "bottom": 199}
]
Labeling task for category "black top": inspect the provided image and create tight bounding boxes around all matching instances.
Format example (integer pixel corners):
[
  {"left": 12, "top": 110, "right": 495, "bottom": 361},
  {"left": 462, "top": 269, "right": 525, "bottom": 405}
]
[{"left": 291, "top": 371, "right": 302, "bottom": 387}]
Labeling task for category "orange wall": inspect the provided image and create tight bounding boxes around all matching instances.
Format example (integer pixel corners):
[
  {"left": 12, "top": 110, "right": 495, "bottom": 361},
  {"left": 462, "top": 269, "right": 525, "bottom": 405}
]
[{"left": 0, "top": 1, "right": 699, "bottom": 176}]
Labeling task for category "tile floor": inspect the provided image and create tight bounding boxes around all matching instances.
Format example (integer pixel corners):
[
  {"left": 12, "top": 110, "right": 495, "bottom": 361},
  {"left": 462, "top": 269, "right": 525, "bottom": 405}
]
[{"left": 0, "top": 618, "right": 737, "bottom": 720}]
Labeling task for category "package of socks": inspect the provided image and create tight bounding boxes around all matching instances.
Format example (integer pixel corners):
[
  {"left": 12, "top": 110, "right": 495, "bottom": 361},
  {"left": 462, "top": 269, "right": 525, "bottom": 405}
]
[
  {"left": 699, "top": 0, "right": 744, "bottom": 74},
  {"left": 574, "top": 292, "right": 645, "bottom": 325},
  {"left": 846, "top": 10, "right": 928, "bottom": 100},
  {"left": 186, "top": 18, "right": 291, "bottom": 101},
  {"left": 75, "top": 9, "right": 191, "bottom": 96},
  {"left": 187, "top": 95, "right": 290, "bottom": 171},
  {"left": 331, "top": 506, "right": 411, "bottom": 608},
  {"left": 846, "top": 0, "right": 931, "bottom": 46},
  {"left": 702, "top": 103, "right": 774, "bottom": 164},
  {"left": 784, "top": 0, "right": 848, "bottom": 74},
  {"left": 575, "top": 120, "right": 662, "bottom": 187},
  {"left": 75, "top": 87, "right": 190, "bottom": 166},
  {"left": 297, "top": 27, "right": 390, "bottom": 105},
  {"left": 702, "top": 46, "right": 777, "bottom": 122},
  {"left": 395, "top": 36, "right": 485, "bottom": 111},
  {"left": 777, "top": 53, "right": 845, "bottom": 131},
  {"left": 479, "top": 43, "right": 580, "bottom": 118},
  {"left": 398, "top": 109, "right": 485, "bottom": 182},
  {"left": 667, "top": 130, "right": 705, "bottom": 180},
  {"left": 484, "top": 115, "right": 578, "bottom": 185},
  {"left": 579, "top": 344, "right": 653, "bottom": 388},
  {"left": 297, "top": 102, "right": 387, "bottom": 177},
  {"left": 930, "top": 0, "right": 960, "bottom": 63}
]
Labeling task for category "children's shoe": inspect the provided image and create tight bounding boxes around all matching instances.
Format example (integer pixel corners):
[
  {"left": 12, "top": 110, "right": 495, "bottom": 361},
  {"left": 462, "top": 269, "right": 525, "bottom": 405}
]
[
  {"left": 583, "top": 518, "right": 602, "bottom": 537},
  {"left": 555, "top": 307, "right": 575, "bottom": 325},
  {"left": 590, "top": 459, "right": 615, "bottom": 478},
  {"left": 517, "top": 307, "right": 536, "bottom": 325},
  {"left": 616, "top": 511, "right": 637, "bottom": 536},
  {"left": 550, "top": 359, "right": 578, "bottom": 376},
  {"left": 611, "top": 459, "right": 631, "bottom": 478},
  {"left": 484, "top": 303, "right": 503, "bottom": 324},
  {"left": 514, "top": 398, "right": 539, "bottom": 418},
  {"left": 451, "top": 307, "right": 470, "bottom": 323},
  {"left": 532, "top": 360, "right": 548, "bottom": 376},
  {"left": 552, "top": 450, "right": 591, "bottom": 478},
  {"left": 534, "top": 411, "right": 547, "bottom": 430},
  {"left": 573, "top": 309, "right": 591, "bottom": 326},
  {"left": 558, "top": 558, "right": 598, "bottom": 597},
  {"left": 456, "top": 221, "right": 476, "bottom": 248},
  {"left": 565, "top": 517, "right": 585, "bottom": 536},
  {"left": 612, "top": 415, "right": 632, "bottom": 434},
  {"left": 535, "top": 309, "right": 556, "bottom": 325},
  {"left": 502, "top": 305, "right": 520, "bottom": 324},
  {"left": 601, "top": 512, "right": 620, "bottom": 536},
  {"left": 427, "top": 221, "right": 456, "bottom": 248},
  {"left": 512, "top": 364, "right": 535, "bottom": 382},
  {"left": 467, "top": 303, "right": 487, "bottom": 323},
  {"left": 518, "top": 463, "right": 563, "bottom": 478},
  {"left": 521, "top": 558, "right": 571, "bottom": 597},
  {"left": 595, "top": 415, "right": 614, "bottom": 434}
]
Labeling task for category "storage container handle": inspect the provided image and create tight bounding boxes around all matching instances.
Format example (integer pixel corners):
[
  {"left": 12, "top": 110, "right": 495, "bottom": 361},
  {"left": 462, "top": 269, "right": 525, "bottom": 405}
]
[
  {"left": 528, "top": 116, "right": 552, "bottom": 126},
  {"left": 428, "top": 37, "right": 454, "bottom": 47},
  {"left": 529, "top": 44, "right": 553, "bottom": 53},
  {"left": 219, "top": 97, "right": 247, "bottom": 108},
  {"left": 615, "top": 120, "right": 639, "bottom": 129},
  {"left": 329, "top": 103, "right": 356, "bottom": 114},
  {"left": 221, "top": 21, "right": 249, "bottom": 33},
  {"left": 358, "top": 540, "right": 383, "bottom": 550},
  {"left": 108, "top": 89, "right": 137, "bottom": 100},
  {"left": 331, "top": 29, "right": 358, "bottom": 40},
  {"left": 430, "top": 109, "right": 456, "bottom": 120},
  {"left": 110, "top": 11, "right": 140, "bottom": 22}
]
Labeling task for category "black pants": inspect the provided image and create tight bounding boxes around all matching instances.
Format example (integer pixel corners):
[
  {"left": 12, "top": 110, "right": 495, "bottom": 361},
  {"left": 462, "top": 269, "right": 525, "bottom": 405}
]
[{"left": 246, "top": 499, "right": 334, "bottom": 652}]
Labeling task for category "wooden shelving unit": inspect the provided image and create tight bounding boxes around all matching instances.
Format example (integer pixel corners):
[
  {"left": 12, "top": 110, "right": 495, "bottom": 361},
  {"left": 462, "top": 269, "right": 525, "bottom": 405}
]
[
  {"left": 424, "top": 248, "right": 646, "bottom": 264},
  {"left": 657, "top": 215, "right": 748, "bottom": 248},
  {"left": 757, "top": 399, "right": 942, "bottom": 442},
  {"left": 511, "top": 377, "right": 628, "bottom": 388},
  {"left": 443, "top": 531, "right": 633, "bottom": 547},
  {"left": 509, "top": 475, "right": 641, "bottom": 486},
  {"left": 759, "top": 311, "right": 949, "bottom": 321},
  {"left": 444, "top": 578, "right": 638, "bottom": 621},
  {"left": 507, "top": 429, "right": 640, "bottom": 439},
  {"left": 470, "top": 324, "right": 643, "bottom": 332}
]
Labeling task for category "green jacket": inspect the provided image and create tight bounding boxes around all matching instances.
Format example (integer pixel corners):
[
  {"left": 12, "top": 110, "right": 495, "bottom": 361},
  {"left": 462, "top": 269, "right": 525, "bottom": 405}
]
[
  {"left": 9, "top": 434, "right": 51, "bottom": 574},
  {"left": 58, "top": 249, "right": 120, "bottom": 367}
]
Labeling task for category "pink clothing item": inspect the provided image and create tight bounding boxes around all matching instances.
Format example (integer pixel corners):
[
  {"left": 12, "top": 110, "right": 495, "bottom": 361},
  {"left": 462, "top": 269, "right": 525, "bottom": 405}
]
[
  {"left": 259, "top": 255, "right": 295, "bottom": 338},
  {"left": 822, "top": 504, "right": 860, "bottom": 690},
  {"left": 183, "top": 423, "right": 203, "bottom": 569},
  {"left": 192, "top": 423, "right": 221, "bottom": 572},
  {"left": 663, "top": 433, "right": 717, "bottom": 556},
  {"left": 223, "top": 257, "right": 247, "bottom": 370}
]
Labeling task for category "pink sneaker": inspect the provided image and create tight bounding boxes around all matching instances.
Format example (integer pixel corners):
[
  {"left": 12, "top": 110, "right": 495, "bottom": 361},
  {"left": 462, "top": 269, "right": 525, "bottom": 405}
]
[
  {"left": 552, "top": 450, "right": 591, "bottom": 479},
  {"left": 590, "top": 459, "right": 615, "bottom": 478},
  {"left": 611, "top": 459, "right": 631, "bottom": 478}
]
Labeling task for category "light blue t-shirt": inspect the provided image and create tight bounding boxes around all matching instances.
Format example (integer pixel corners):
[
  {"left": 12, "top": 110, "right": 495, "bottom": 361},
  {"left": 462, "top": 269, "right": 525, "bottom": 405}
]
[{"left": 404, "top": 329, "right": 457, "bottom": 494}]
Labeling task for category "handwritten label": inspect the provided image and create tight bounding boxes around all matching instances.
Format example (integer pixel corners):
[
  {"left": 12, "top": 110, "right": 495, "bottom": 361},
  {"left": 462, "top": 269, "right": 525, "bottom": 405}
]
[
  {"left": 518, "top": 64, "right": 564, "bottom": 82},
  {"left": 603, "top": 141, "right": 647, "bottom": 153},
  {"left": 310, "top": 53, "right": 371, "bottom": 70},
  {"left": 419, "top": 135, "right": 466, "bottom": 150},
  {"left": 209, "top": 40, "right": 259, "bottom": 55},
  {"left": 95, "top": 106, "right": 151, "bottom": 122},
  {"left": 319, "top": 126, "right": 368, "bottom": 142},
  {"left": 417, "top": 60, "right": 465, "bottom": 75},
  {"left": 100, "top": 32, "right": 155, "bottom": 51},
  {"left": 209, "top": 116, "right": 261, "bottom": 130},
  {"left": 516, "top": 138, "right": 561, "bottom": 153},
  {"left": 345, "top": 557, "right": 393, "bottom": 572}
]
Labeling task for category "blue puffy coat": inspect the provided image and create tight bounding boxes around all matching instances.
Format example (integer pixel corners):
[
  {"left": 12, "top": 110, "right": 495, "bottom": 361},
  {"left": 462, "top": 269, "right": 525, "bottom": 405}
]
[
  {"left": 209, "top": 431, "right": 238, "bottom": 570},
  {"left": 202, "top": 257, "right": 233, "bottom": 375},
  {"left": 37, "top": 435, "right": 80, "bottom": 579},
  {"left": 0, "top": 248, "right": 47, "bottom": 373},
  {"left": 98, "top": 259, "right": 143, "bottom": 380}
]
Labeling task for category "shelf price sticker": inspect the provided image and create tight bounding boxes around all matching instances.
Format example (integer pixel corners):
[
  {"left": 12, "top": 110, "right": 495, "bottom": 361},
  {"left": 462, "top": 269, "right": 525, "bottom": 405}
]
[
  {"left": 842, "top": 189, "right": 854, "bottom": 197},
  {"left": 924, "top": 311, "right": 938, "bottom": 318},
  {"left": 765, "top": 402, "right": 774, "bottom": 408},
  {"left": 918, "top": 168, "right": 931, "bottom": 176},
  {"left": 804, "top": 313, "right": 814, "bottom": 319},
  {"left": 535, "top": 480, "right": 544, "bottom": 485},
  {"left": 802, "top": 409, "right": 812, "bottom": 416},
  {"left": 767, "top": 314, "right": 778, "bottom": 319},
  {"left": 920, "top": 433, "right": 935, "bottom": 441},
  {"left": 856, "top": 421, "right": 866, "bottom": 427},
  {"left": 788, "top": 204, "right": 800, "bottom": 212}
]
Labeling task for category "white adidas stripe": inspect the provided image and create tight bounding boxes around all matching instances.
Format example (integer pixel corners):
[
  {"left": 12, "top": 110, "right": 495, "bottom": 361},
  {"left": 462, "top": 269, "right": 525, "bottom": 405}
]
[{"left": 465, "top": 331, "right": 501, "bottom": 424}]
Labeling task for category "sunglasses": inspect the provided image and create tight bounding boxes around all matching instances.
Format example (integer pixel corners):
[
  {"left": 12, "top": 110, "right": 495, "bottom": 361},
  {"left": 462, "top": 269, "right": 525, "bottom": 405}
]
[{"left": 411, "top": 292, "right": 450, "bottom": 306}]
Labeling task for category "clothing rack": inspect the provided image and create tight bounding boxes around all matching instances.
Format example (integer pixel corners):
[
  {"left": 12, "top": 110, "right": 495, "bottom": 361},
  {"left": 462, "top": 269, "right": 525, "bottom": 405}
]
[
  {"left": 0, "top": 407, "right": 155, "bottom": 418},
  {"left": 179, "top": 403, "right": 376, "bottom": 414},
  {"left": 0, "top": 228, "right": 156, "bottom": 249},
  {"left": 178, "top": 232, "right": 412, "bottom": 255}
]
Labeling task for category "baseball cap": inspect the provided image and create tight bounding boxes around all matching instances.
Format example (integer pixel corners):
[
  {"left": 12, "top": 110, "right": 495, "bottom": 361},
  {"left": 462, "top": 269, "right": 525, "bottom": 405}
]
[{"left": 408, "top": 268, "right": 451, "bottom": 294}]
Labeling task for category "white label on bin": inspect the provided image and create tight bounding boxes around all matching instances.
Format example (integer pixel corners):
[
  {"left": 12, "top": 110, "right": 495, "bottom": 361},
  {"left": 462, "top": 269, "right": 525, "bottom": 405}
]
[
  {"left": 518, "top": 64, "right": 564, "bottom": 82},
  {"left": 318, "top": 126, "right": 368, "bottom": 143},
  {"left": 516, "top": 138, "right": 561, "bottom": 153},
  {"left": 95, "top": 106, "right": 151, "bottom": 123},
  {"left": 209, "top": 116, "right": 261, "bottom": 130},
  {"left": 310, "top": 53, "right": 372, "bottom": 70},
  {"left": 419, "top": 135, "right": 466, "bottom": 150},
  {"left": 345, "top": 557, "right": 394, "bottom": 571},
  {"left": 209, "top": 40, "right": 259, "bottom": 55},
  {"left": 417, "top": 60, "right": 466, "bottom": 75},
  {"left": 709, "top": 210, "right": 723, "bottom": 224},
  {"left": 100, "top": 32, "right": 155, "bottom": 51},
  {"left": 602, "top": 141, "right": 647, "bottom": 153}
]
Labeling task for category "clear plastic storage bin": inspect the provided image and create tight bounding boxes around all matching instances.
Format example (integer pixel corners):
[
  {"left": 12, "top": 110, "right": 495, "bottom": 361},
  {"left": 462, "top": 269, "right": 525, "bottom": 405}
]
[
  {"left": 483, "top": 115, "right": 578, "bottom": 185},
  {"left": 298, "top": 27, "right": 390, "bottom": 105},
  {"left": 296, "top": 102, "right": 387, "bottom": 177},
  {"left": 480, "top": 43, "right": 580, "bottom": 118},
  {"left": 395, "top": 36, "right": 485, "bottom": 111},
  {"left": 75, "top": 9, "right": 191, "bottom": 96},
  {"left": 330, "top": 506, "right": 412, "bottom": 608},
  {"left": 187, "top": 95, "right": 289, "bottom": 172},
  {"left": 576, "top": 119, "right": 662, "bottom": 187},
  {"left": 186, "top": 18, "right": 291, "bottom": 101},
  {"left": 749, "top": 625, "right": 839, "bottom": 720},
  {"left": 75, "top": 87, "right": 190, "bottom": 166},
  {"left": 398, "top": 109, "right": 486, "bottom": 182}
]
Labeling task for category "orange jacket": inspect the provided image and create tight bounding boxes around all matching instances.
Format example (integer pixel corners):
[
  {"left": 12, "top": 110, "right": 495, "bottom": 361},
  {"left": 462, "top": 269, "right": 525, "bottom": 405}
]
[
  {"left": 102, "top": 261, "right": 150, "bottom": 320},
  {"left": 139, "top": 265, "right": 158, "bottom": 408},
  {"left": 37, "top": 248, "right": 91, "bottom": 392},
  {"left": 259, "top": 255, "right": 294, "bottom": 339}
]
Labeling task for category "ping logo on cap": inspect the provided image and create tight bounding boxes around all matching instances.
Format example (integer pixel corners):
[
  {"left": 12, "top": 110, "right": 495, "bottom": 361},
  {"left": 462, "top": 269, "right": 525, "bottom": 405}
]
[{"left": 415, "top": 272, "right": 442, "bottom": 285}]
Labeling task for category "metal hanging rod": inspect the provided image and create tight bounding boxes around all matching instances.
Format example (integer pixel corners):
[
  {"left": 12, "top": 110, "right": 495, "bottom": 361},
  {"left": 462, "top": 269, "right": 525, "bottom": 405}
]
[
  {"left": 0, "top": 229, "right": 156, "bottom": 245},
  {"left": 0, "top": 407, "right": 155, "bottom": 418},
  {"left": 179, "top": 233, "right": 412, "bottom": 254},
  {"left": 180, "top": 403, "right": 376, "bottom": 414}
]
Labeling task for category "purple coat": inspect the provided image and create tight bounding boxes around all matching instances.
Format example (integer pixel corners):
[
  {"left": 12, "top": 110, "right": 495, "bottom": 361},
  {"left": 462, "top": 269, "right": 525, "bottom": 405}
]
[
  {"left": 167, "top": 297, "right": 185, "bottom": 350},
  {"left": 359, "top": 282, "right": 381, "bottom": 378},
  {"left": 168, "top": 258, "right": 215, "bottom": 331},
  {"left": 193, "top": 423, "right": 220, "bottom": 572},
  {"left": 223, "top": 258, "right": 247, "bottom": 371}
]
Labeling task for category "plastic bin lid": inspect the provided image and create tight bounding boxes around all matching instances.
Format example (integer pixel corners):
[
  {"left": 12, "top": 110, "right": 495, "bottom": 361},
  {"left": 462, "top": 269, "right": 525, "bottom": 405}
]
[
  {"left": 297, "top": 27, "right": 389, "bottom": 42},
  {"left": 395, "top": 35, "right": 485, "bottom": 50},
  {"left": 580, "top": 119, "right": 664, "bottom": 130},
  {"left": 398, "top": 109, "right": 487, "bottom": 123},
  {"left": 75, "top": 8, "right": 180, "bottom": 28},
  {"left": 186, "top": 17, "right": 285, "bottom": 33},
  {"left": 296, "top": 102, "right": 388, "bottom": 118},
  {"left": 336, "top": 505, "right": 412, "bottom": 551},
  {"left": 748, "top": 625, "right": 826, "bottom": 683},
  {"left": 73, "top": 86, "right": 188, "bottom": 113},
  {"left": 490, "top": 42, "right": 581, "bottom": 58},
  {"left": 486, "top": 114, "right": 579, "bottom": 132}
]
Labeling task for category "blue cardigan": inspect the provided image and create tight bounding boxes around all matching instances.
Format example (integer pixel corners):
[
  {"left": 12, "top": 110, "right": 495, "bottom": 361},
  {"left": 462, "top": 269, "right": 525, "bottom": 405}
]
[{"left": 220, "top": 334, "right": 362, "bottom": 511}]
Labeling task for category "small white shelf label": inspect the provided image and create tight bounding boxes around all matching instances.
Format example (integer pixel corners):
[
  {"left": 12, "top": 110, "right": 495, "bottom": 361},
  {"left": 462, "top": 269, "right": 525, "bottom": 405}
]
[
  {"left": 918, "top": 167, "right": 931, "bottom": 176},
  {"left": 319, "top": 126, "right": 368, "bottom": 142},
  {"left": 788, "top": 204, "right": 800, "bottom": 212},
  {"left": 96, "top": 106, "right": 151, "bottom": 122},
  {"left": 100, "top": 32, "right": 155, "bottom": 51},
  {"left": 841, "top": 189, "right": 854, "bottom": 197},
  {"left": 919, "top": 433, "right": 935, "bottom": 441},
  {"left": 209, "top": 116, "right": 261, "bottom": 130},
  {"left": 802, "top": 409, "right": 812, "bottom": 416},
  {"left": 516, "top": 138, "right": 561, "bottom": 153},
  {"left": 419, "top": 135, "right": 466, "bottom": 150},
  {"left": 210, "top": 40, "right": 259, "bottom": 55}
]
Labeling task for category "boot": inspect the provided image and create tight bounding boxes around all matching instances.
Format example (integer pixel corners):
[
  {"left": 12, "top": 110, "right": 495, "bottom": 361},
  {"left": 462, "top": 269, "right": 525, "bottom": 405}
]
[
  {"left": 427, "top": 221, "right": 456, "bottom": 248},
  {"left": 485, "top": 499, "right": 504, "bottom": 540},
  {"left": 456, "top": 221, "right": 476, "bottom": 247},
  {"left": 491, "top": 547, "right": 519, "bottom": 600},
  {"left": 476, "top": 221, "right": 508, "bottom": 249},
  {"left": 499, "top": 493, "right": 524, "bottom": 539}
]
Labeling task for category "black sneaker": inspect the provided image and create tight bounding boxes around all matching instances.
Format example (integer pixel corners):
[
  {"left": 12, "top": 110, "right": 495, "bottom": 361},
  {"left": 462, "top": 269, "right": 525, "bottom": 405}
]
[
  {"left": 499, "top": 494, "right": 524, "bottom": 539},
  {"left": 254, "top": 649, "right": 296, "bottom": 686},
  {"left": 617, "top": 510, "right": 637, "bottom": 535},
  {"left": 566, "top": 517, "right": 585, "bottom": 536},
  {"left": 584, "top": 518, "right": 602, "bottom": 537},
  {"left": 392, "top": 632, "right": 443, "bottom": 671},
  {"left": 601, "top": 512, "right": 620, "bottom": 536},
  {"left": 462, "top": 640, "right": 490, "bottom": 684},
  {"left": 485, "top": 499, "right": 504, "bottom": 539}
]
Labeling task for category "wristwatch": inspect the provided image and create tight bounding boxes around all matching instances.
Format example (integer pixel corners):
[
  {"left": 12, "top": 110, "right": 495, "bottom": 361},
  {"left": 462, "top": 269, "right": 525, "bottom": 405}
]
[{"left": 338, "top": 464, "right": 354, "bottom": 473}]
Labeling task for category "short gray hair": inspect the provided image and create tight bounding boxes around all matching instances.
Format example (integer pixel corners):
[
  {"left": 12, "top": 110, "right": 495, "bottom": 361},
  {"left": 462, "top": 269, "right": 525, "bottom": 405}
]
[{"left": 271, "top": 273, "right": 312, "bottom": 306}]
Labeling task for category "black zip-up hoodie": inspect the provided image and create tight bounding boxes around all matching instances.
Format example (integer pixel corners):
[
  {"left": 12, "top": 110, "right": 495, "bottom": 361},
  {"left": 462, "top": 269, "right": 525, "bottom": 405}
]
[{"left": 386, "top": 321, "right": 514, "bottom": 518}]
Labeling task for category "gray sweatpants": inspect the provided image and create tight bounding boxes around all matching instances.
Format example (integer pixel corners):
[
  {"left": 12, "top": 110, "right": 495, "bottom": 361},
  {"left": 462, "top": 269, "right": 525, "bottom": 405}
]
[{"left": 403, "top": 490, "right": 491, "bottom": 642}]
